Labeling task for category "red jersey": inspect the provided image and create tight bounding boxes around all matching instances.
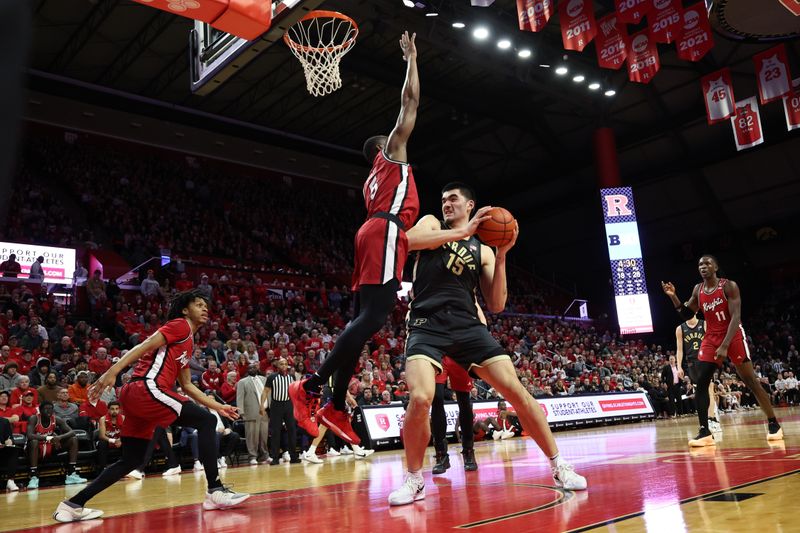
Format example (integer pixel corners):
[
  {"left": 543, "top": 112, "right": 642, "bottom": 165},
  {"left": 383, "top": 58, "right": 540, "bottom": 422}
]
[
  {"left": 103, "top": 413, "right": 124, "bottom": 439},
  {"left": 79, "top": 400, "right": 108, "bottom": 423},
  {"left": 35, "top": 415, "right": 56, "bottom": 458},
  {"left": 132, "top": 319, "right": 194, "bottom": 390},
  {"left": 363, "top": 151, "right": 419, "bottom": 230},
  {"left": 699, "top": 279, "right": 742, "bottom": 336}
]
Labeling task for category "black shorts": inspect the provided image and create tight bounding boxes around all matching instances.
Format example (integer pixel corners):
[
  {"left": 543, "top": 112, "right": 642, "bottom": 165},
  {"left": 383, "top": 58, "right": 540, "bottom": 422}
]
[{"left": 405, "top": 309, "right": 509, "bottom": 378}]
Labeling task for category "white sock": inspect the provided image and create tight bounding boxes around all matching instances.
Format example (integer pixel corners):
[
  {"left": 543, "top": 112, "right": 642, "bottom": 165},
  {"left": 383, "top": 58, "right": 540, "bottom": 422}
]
[
  {"left": 308, "top": 445, "right": 317, "bottom": 454},
  {"left": 353, "top": 444, "right": 363, "bottom": 453},
  {"left": 408, "top": 469, "right": 423, "bottom": 483},
  {"left": 548, "top": 453, "right": 564, "bottom": 469}
]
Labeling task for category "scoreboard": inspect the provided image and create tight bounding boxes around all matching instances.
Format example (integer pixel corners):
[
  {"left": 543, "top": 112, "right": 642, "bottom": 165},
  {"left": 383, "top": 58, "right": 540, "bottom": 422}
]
[{"left": 600, "top": 187, "right": 653, "bottom": 334}]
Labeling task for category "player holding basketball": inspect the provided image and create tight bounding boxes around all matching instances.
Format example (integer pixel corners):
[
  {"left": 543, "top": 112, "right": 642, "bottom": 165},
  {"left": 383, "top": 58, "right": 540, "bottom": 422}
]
[
  {"left": 431, "top": 354, "right": 478, "bottom": 474},
  {"left": 388, "top": 182, "right": 586, "bottom": 505},
  {"left": 290, "top": 31, "right": 422, "bottom": 444},
  {"left": 672, "top": 311, "right": 721, "bottom": 432},
  {"left": 52, "top": 290, "right": 249, "bottom": 523},
  {"left": 662, "top": 255, "right": 782, "bottom": 447}
]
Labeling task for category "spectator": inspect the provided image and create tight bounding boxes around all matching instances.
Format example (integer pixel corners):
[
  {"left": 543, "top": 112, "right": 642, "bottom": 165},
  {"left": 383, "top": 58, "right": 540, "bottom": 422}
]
[
  {"left": 89, "top": 347, "right": 112, "bottom": 376},
  {"left": 140, "top": 270, "right": 160, "bottom": 298},
  {"left": 68, "top": 371, "right": 90, "bottom": 404},
  {"left": 188, "top": 348, "right": 206, "bottom": 381},
  {"left": 197, "top": 275, "right": 213, "bottom": 300},
  {"left": 236, "top": 365, "right": 269, "bottom": 465},
  {"left": 178, "top": 426, "right": 204, "bottom": 473},
  {"left": 0, "top": 254, "right": 21, "bottom": 278},
  {"left": 0, "top": 361, "right": 21, "bottom": 391},
  {"left": 86, "top": 269, "right": 107, "bottom": 308},
  {"left": 204, "top": 389, "right": 239, "bottom": 469},
  {"left": 11, "top": 376, "right": 38, "bottom": 407},
  {"left": 26, "top": 401, "right": 86, "bottom": 489},
  {"left": 53, "top": 388, "right": 78, "bottom": 420},
  {"left": 78, "top": 398, "right": 108, "bottom": 426},
  {"left": 201, "top": 360, "right": 222, "bottom": 391},
  {"left": 28, "top": 256, "right": 45, "bottom": 281},
  {"left": 204, "top": 339, "right": 226, "bottom": 366},
  {"left": 14, "top": 390, "right": 39, "bottom": 433},
  {"left": 0, "top": 390, "right": 20, "bottom": 425},
  {"left": 219, "top": 371, "right": 238, "bottom": 404},
  {"left": 16, "top": 350, "right": 35, "bottom": 375},
  {"left": 37, "top": 371, "right": 61, "bottom": 403},
  {"left": 96, "top": 401, "right": 124, "bottom": 470},
  {"left": 29, "top": 358, "right": 51, "bottom": 387},
  {"left": 0, "top": 417, "right": 19, "bottom": 491}
]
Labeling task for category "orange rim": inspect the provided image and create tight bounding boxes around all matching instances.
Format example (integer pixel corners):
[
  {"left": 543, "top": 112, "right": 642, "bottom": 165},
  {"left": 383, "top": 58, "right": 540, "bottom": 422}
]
[{"left": 283, "top": 10, "right": 359, "bottom": 54}]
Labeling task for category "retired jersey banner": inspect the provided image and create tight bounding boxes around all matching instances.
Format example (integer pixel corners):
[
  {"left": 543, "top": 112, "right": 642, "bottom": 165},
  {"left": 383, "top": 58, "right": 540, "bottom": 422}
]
[
  {"left": 731, "top": 97, "right": 764, "bottom": 151},
  {"left": 676, "top": 3, "right": 714, "bottom": 62},
  {"left": 615, "top": 0, "right": 651, "bottom": 24},
  {"left": 560, "top": 0, "right": 597, "bottom": 52},
  {"left": 626, "top": 30, "right": 659, "bottom": 84},
  {"left": 596, "top": 14, "right": 627, "bottom": 70},
  {"left": 701, "top": 68, "right": 736, "bottom": 125},
  {"left": 783, "top": 79, "right": 800, "bottom": 131},
  {"left": 754, "top": 44, "right": 792, "bottom": 105},
  {"left": 649, "top": 0, "right": 681, "bottom": 43},
  {"left": 517, "top": 0, "right": 555, "bottom": 32}
]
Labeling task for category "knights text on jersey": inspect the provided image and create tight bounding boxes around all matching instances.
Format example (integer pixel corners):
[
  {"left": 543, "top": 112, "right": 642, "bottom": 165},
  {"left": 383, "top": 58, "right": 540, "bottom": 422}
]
[
  {"left": 363, "top": 151, "right": 419, "bottom": 230},
  {"left": 698, "top": 279, "right": 742, "bottom": 336},
  {"left": 131, "top": 318, "right": 194, "bottom": 390}
]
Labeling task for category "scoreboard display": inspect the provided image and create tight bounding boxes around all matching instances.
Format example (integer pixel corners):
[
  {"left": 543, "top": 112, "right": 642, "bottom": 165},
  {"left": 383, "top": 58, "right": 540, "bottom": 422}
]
[{"left": 600, "top": 187, "right": 653, "bottom": 334}]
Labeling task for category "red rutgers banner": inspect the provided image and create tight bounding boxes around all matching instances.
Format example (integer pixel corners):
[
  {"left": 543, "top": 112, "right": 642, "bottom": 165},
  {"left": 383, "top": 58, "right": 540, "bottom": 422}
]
[
  {"left": 701, "top": 68, "right": 736, "bottom": 125},
  {"left": 626, "top": 30, "right": 659, "bottom": 83},
  {"left": 780, "top": 0, "right": 800, "bottom": 16},
  {"left": 754, "top": 44, "right": 793, "bottom": 105},
  {"left": 559, "top": 0, "right": 597, "bottom": 52},
  {"left": 730, "top": 97, "right": 764, "bottom": 151},
  {"left": 676, "top": 3, "right": 714, "bottom": 62},
  {"left": 649, "top": 0, "right": 681, "bottom": 43},
  {"left": 517, "top": 0, "right": 555, "bottom": 32},
  {"left": 596, "top": 14, "right": 627, "bottom": 70},
  {"left": 783, "top": 79, "right": 800, "bottom": 131},
  {"left": 615, "top": 0, "right": 651, "bottom": 24}
]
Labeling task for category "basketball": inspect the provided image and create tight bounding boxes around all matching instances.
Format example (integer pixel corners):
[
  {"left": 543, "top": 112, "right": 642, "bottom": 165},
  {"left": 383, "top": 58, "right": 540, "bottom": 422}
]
[{"left": 477, "top": 207, "right": 517, "bottom": 247}]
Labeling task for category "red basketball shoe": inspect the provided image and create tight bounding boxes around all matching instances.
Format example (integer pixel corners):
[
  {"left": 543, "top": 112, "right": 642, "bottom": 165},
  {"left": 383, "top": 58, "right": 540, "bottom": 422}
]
[
  {"left": 317, "top": 402, "right": 360, "bottom": 445},
  {"left": 289, "top": 380, "right": 319, "bottom": 438}
]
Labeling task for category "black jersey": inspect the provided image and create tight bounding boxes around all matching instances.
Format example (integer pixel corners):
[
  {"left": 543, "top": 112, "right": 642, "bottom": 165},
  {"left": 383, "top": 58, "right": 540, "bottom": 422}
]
[
  {"left": 680, "top": 319, "right": 705, "bottom": 361},
  {"left": 409, "top": 221, "right": 482, "bottom": 319}
]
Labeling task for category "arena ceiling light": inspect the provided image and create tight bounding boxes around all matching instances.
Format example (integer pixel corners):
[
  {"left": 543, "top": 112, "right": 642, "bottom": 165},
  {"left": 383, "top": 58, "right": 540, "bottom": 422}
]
[
  {"left": 555, "top": 66, "right": 568, "bottom": 75},
  {"left": 588, "top": 82, "right": 601, "bottom": 90},
  {"left": 518, "top": 49, "right": 532, "bottom": 58},
  {"left": 572, "top": 74, "right": 585, "bottom": 83},
  {"left": 604, "top": 89, "right": 616, "bottom": 97},
  {"left": 539, "top": 64, "right": 551, "bottom": 68},
  {"left": 497, "top": 39, "right": 512, "bottom": 50},
  {"left": 472, "top": 27, "right": 490, "bottom": 40},
  {"left": 402, "top": 0, "right": 414, "bottom": 7},
  {"left": 452, "top": 21, "right": 466, "bottom": 28}
]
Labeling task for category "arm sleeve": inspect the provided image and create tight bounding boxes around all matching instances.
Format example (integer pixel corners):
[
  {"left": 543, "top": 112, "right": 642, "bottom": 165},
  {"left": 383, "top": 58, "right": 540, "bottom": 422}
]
[{"left": 158, "top": 319, "right": 192, "bottom": 345}]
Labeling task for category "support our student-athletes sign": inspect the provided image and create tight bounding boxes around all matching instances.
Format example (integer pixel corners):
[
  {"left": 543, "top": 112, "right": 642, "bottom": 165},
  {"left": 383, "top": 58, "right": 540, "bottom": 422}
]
[
  {"left": 754, "top": 44, "right": 793, "bottom": 105},
  {"left": 676, "top": 2, "right": 714, "bottom": 62},
  {"left": 649, "top": 0, "right": 681, "bottom": 43},
  {"left": 701, "top": 68, "right": 736, "bottom": 125},
  {"left": 559, "top": 0, "right": 597, "bottom": 52},
  {"left": 516, "top": 0, "right": 555, "bottom": 32},
  {"left": 596, "top": 13, "right": 627, "bottom": 70},
  {"left": 626, "top": 29, "right": 659, "bottom": 84},
  {"left": 731, "top": 96, "right": 765, "bottom": 151},
  {"left": 615, "top": 0, "right": 651, "bottom": 24}
]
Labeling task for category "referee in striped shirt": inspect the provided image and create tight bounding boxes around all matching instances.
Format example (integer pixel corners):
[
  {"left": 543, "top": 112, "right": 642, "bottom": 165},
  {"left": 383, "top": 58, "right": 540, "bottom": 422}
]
[{"left": 261, "top": 358, "right": 300, "bottom": 465}]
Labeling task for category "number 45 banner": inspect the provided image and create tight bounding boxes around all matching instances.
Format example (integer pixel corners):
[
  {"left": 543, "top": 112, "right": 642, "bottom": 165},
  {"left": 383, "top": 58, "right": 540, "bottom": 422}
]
[
  {"left": 731, "top": 96, "right": 765, "bottom": 151},
  {"left": 701, "top": 68, "right": 736, "bottom": 125}
]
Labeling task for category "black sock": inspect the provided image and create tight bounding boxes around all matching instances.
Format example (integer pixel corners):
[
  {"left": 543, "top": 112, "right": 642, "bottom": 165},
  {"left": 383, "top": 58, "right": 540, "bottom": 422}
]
[
  {"left": 67, "top": 463, "right": 77, "bottom": 475},
  {"left": 29, "top": 467, "right": 37, "bottom": 476},
  {"left": 768, "top": 417, "right": 778, "bottom": 425}
]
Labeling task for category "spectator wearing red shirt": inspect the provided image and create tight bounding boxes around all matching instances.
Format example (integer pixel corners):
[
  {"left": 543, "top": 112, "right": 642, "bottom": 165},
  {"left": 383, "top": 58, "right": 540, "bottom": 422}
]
[
  {"left": 89, "top": 347, "right": 112, "bottom": 376},
  {"left": 14, "top": 390, "right": 38, "bottom": 433},
  {"left": 101, "top": 338, "right": 120, "bottom": 358},
  {"left": 6, "top": 337, "right": 22, "bottom": 362},
  {"left": 175, "top": 272, "right": 194, "bottom": 292},
  {"left": 235, "top": 354, "right": 249, "bottom": 379},
  {"left": 11, "top": 376, "right": 38, "bottom": 407},
  {"left": 202, "top": 360, "right": 223, "bottom": 391},
  {"left": 259, "top": 350, "right": 276, "bottom": 375},
  {"left": 0, "top": 390, "right": 20, "bottom": 425},
  {"left": 15, "top": 350, "right": 34, "bottom": 375},
  {"left": 78, "top": 399, "right": 109, "bottom": 426},
  {"left": 394, "top": 381, "right": 409, "bottom": 399},
  {"left": 219, "top": 372, "right": 238, "bottom": 404}
]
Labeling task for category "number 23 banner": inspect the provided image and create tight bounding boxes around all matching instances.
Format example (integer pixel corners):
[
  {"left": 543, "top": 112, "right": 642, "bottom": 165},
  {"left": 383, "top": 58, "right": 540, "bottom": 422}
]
[
  {"left": 754, "top": 44, "right": 793, "bottom": 105},
  {"left": 731, "top": 96, "right": 765, "bottom": 151},
  {"left": 560, "top": 0, "right": 597, "bottom": 52},
  {"left": 701, "top": 68, "right": 736, "bottom": 125}
]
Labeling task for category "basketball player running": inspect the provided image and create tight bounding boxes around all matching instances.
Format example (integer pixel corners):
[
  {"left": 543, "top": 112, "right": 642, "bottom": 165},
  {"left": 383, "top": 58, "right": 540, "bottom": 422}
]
[
  {"left": 389, "top": 183, "right": 586, "bottom": 505},
  {"left": 290, "top": 31, "right": 421, "bottom": 445},
  {"left": 672, "top": 311, "right": 721, "bottom": 432},
  {"left": 53, "top": 290, "right": 249, "bottom": 523},
  {"left": 662, "top": 255, "right": 782, "bottom": 447},
  {"left": 431, "top": 353, "right": 482, "bottom": 472}
]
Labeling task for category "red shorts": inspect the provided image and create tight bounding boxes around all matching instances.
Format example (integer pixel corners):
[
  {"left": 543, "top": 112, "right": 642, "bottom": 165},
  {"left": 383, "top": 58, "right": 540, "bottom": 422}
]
[
  {"left": 119, "top": 380, "right": 187, "bottom": 440},
  {"left": 435, "top": 356, "right": 474, "bottom": 393},
  {"left": 351, "top": 217, "right": 408, "bottom": 290},
  {"left": 698, "top": 328, "right": 750, "bottom": 366},
  {"left": 38, "top": 441, "right": 54, "bottom": 460}
]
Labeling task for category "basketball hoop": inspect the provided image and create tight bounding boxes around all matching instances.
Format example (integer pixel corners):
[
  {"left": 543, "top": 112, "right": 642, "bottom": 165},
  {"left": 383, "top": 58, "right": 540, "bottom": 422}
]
[{"left": 284, "top": 10, "right": 359, "bottom": 97}]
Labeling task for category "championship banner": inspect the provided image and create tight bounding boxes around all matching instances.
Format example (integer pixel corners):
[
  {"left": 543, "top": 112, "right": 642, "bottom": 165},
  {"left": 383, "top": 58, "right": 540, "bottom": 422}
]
[
  {"left": 754, "top": 44, "right": 792, "bottom": 105},
  {"left": 730, "top": 96, "right": 765, "bottom": 151},
  {"left": 559, "top": 0, "right": 597, "bottom": 52},
  {"left": 615, "top": 0, "right": 651, "bottom": 24},
  {"left": 626, "top": 29, "right": 660, "bottom": 84},
  {"left": 596, "top": 13, "right": 627, "bottom": 70},
  {"left": 701, "top": 68, "right": 736, "bottom": 125},
  {"left": 0, "top": 242, "right": 77, "bottom": 285},
  {"left": 676, "top": 2, "right": 714, "bottom": 62},
  {"left": 783, "top": 79, "right": 800, "bottom": 131},
  {"left": 649, "top": 0, "right": 681, "bottom": 43},
  {"left": 517, "top": 0, "right": 555, "bottom": 32},
  {"left": 779, "top": 0, "right": 800, "bottom": 16}
]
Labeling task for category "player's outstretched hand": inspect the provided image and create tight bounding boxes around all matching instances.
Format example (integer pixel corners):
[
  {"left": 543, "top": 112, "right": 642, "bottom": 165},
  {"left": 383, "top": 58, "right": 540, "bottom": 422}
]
[
  {"left": 88, "top": 372, "right": 116, "bottom": 402},
  {"left": 661, "top": 281, "right": 676, "bottom": 297},
  {"left": 217, "top": 404, "right": 240, "bottom": 421},
  {"left": 715, "top": 345, "right": 728, "bottom": 361},
  {"left": 497, "top": 220, "right": 519, "bottom": 255},
  {"left": 465, "top": 206, "right": 493, "bottom": 236},
  {"left": 400, "top": 31, "right": 417, "bottom": 61}
]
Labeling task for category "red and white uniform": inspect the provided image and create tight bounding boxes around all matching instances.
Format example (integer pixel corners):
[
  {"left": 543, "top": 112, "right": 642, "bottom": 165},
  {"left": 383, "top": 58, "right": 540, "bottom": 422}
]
[
  {"left": 35, "top": 416, "right": 57, "bottom": 459},
  {"left": 104, "top": 413, "right": 124, "bottom": 445},
  {"left": 352, "top": 151, "right": 419, "bottom": 290},
  {"left": 120, "top": 318, "right": 194, "bottom": 440},
  {"left": 435, "top": 356, "right": 474, "bottom": 393},
  {"left": 698, "top": 279, "right": 749, "bottom": 366}
]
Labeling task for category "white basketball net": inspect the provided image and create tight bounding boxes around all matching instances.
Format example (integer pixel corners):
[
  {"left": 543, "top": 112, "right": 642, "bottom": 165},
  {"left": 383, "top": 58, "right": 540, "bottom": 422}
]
[{"left": 285, "top": 13, "right": 358, "bottom": 97}]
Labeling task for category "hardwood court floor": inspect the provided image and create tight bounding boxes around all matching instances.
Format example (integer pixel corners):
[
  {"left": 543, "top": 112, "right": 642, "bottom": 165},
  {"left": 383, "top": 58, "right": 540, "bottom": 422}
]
[{"left": 3, "top": 407, "right": 799, "bottom": 532}]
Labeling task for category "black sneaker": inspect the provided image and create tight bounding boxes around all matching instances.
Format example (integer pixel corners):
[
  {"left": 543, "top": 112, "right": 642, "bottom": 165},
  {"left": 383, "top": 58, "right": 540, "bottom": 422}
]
[
  {"left": 768, "top": 421, "right": 784, "bottom": 441},
  {"left": 432, "top": 452, "right": 450, "bottom": 475},
  {"left": 688, "top": 427, "right": 715, "bottom": 447},
  {"left": 462, "top": 448, "right": 478, "bottom": 471},
  {"left": 270, "top": 458, "right": 280, "bottom": 466}
]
